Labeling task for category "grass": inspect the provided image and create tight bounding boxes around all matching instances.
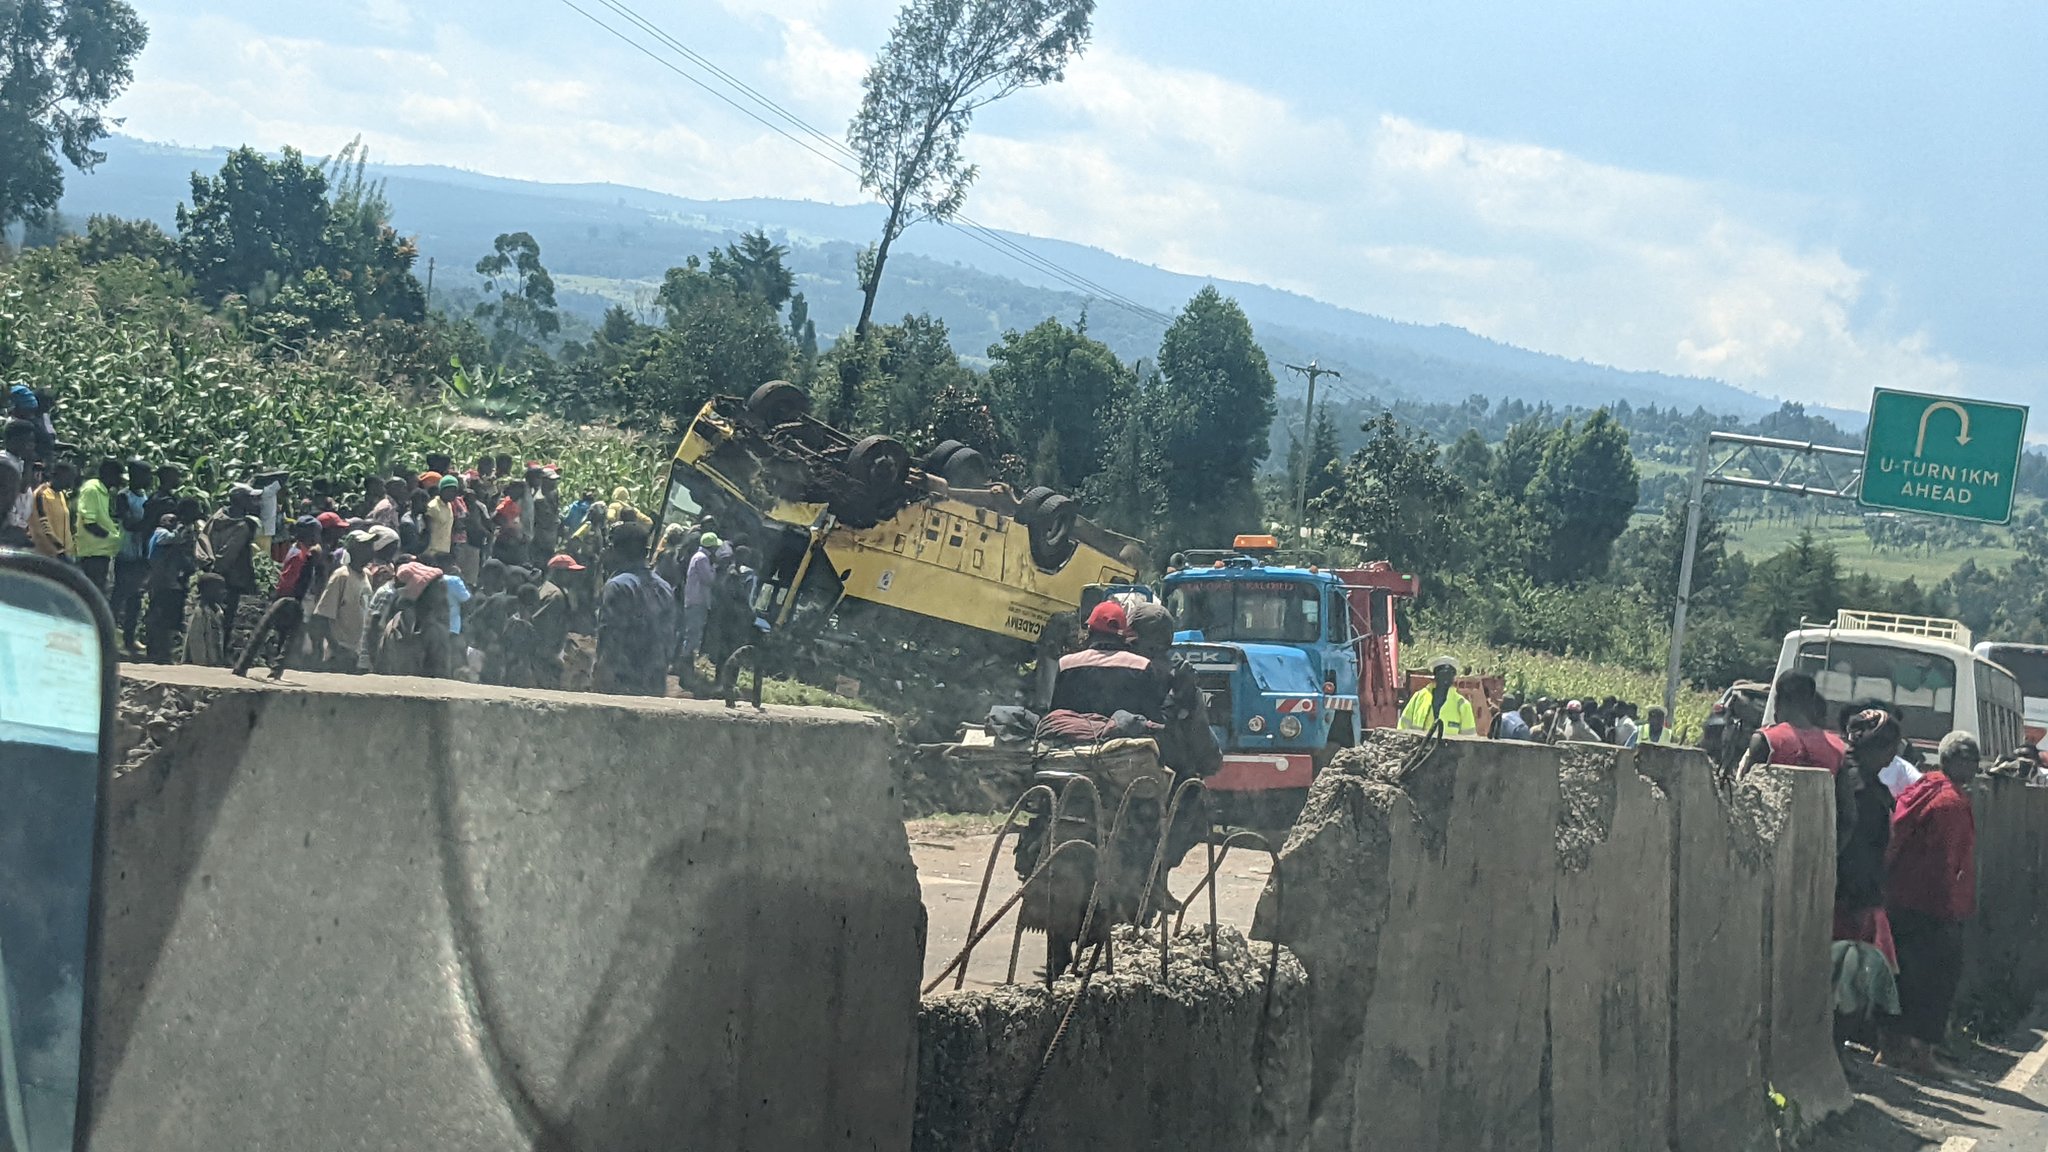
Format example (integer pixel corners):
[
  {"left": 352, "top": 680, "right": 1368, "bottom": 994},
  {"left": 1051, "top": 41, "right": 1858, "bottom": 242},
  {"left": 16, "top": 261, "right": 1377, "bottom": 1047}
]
[
  {"left": 1722, "top": 515, "right": 2017, "bottom": 584},
  {"left": 1414, "top": 629, "right": 1718, "bottom": 742},
  {"left": 758, "top": 677, "right": 873, "bottom": 711}
]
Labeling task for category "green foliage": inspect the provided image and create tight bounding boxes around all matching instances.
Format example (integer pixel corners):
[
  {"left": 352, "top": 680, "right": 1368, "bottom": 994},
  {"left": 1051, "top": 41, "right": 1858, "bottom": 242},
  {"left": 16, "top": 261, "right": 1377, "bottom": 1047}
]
[
  {"left": 171, "top": 142, "right": 425, "bottom": 348},
  {"left": 1413, "top": 628, "right": 1716, "bottom": 741},
  {"left": 1083, "top": 383, "right": 1168, "bottom": 541},
  {"left": 1527, "top": 411, "right": 1640, "bottom": 582},
  {"left": 986, "top": 315, "right": 1132, "bottom": 490},
  {"left": 0, "top": 245, "right": 659, "bottom": 505},
  {"left": 176, "top": 146, "right": 333, "bottom": 307},
  {"left": 1314, "top": 413, "right": 1466, "bottom": 571},
  {"left": 1153, "top": 286, "right": 1277, "bottom": 551},
  {"left": 846, "top": 0, "right": 1094, "bottom": 335},
  {"left": 79, "top": 213, "right": 175, "bottom": 266},
  {"left": 474, "top": 231, "right": 559, "bottom": 358},
  {"left": 0, "top": 0, "right": 149, "bottom": 229},
  {"left": 842, "top": 313, "right": 980, "bottom": 445}
]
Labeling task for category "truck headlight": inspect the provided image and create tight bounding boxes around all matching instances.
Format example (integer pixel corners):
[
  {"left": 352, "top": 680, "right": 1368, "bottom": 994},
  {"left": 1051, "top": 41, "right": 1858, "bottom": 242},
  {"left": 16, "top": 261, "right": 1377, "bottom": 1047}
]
[
  {"left": 1279, "top": 715, "right": 1303, "bottom": 739},
  {"left": 1247, "top": 714, "right": 1267, "bottom": 734}
]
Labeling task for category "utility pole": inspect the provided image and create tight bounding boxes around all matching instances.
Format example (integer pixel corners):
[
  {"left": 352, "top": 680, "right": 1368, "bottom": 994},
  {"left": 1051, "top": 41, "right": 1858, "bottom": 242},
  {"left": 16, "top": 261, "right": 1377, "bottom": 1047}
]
[
  {"left": 1285, "top": 360, "right": 1342, "bottom": 538},
  {"left": 424, "top": 257, "right": 435, "bottom": 301}
]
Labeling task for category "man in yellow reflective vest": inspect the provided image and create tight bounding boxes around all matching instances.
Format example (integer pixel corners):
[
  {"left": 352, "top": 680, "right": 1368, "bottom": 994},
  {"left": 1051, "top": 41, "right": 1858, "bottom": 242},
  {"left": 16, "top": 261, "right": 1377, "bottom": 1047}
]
[{"left": 1401, "top": 656, "right": 1478, "bottom": 735}]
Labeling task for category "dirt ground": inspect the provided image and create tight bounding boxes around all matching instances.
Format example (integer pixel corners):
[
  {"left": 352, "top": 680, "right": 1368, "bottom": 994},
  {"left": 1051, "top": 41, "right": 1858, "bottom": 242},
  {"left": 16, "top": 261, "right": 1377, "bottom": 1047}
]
[{"left": 909, "top": 818, "right": 1274, "bottom": 991}]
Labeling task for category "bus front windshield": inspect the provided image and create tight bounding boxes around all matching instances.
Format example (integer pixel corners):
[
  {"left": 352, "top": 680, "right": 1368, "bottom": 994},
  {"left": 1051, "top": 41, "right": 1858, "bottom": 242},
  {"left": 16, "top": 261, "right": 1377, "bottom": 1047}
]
[
  {"left": 1166, "top": 579, "right": 1323, "bottom": 644},
  {"left": 1981, "top": 644, "right": 2048, "bottom": 726},
  {"left": 1794, "top": 640, "right": 1957, "bottom": 744}
]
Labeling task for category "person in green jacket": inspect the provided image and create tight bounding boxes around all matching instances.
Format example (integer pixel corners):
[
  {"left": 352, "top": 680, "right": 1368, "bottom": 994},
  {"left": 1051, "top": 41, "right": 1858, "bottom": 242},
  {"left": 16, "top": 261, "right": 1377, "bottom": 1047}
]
[
  {"left": 74, "top": 458, "right": 126, "bottom": 593},
  {"left": 1400, "top": 656, "right": 1478, "bottom": 735}
]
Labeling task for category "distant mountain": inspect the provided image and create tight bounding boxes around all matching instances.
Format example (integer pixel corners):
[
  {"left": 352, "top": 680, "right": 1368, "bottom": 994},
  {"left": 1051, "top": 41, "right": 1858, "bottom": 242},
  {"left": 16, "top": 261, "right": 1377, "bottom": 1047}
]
[{"left": 56, "top": 136, "right": 1810, "bottom": 419}]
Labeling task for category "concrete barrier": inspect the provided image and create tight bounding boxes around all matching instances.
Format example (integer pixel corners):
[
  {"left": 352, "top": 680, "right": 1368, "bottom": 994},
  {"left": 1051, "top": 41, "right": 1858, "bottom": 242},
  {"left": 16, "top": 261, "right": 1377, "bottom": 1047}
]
[
  {"left": 93, "top": 667, "right": 922, "bottom": 1152},
  {"left": 1963, "top": 775, "right": 2048, "bottom": 1009},
  {"left": 1256, "top": 732, "right": 1848, "bottom": 1152},
  {"left": 912, "top": 927, "right": 1310, "bottom": 1152}
]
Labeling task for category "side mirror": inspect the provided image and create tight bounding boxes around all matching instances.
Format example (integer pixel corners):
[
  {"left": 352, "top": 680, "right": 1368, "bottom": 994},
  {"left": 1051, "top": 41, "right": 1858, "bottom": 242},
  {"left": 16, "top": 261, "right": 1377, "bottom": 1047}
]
[{"left": 0, "top": 552, "right": 116, "bottom": 1152}]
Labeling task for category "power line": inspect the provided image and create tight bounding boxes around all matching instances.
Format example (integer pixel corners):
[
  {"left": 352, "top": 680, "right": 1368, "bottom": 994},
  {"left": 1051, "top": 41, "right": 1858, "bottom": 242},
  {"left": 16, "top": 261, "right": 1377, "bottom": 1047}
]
[
  {"left": 553, "top": 0, "right": 1178, "bottom": 329},
  {"left": 588, "top": 0, "right": 1176, "bottom": 325}
]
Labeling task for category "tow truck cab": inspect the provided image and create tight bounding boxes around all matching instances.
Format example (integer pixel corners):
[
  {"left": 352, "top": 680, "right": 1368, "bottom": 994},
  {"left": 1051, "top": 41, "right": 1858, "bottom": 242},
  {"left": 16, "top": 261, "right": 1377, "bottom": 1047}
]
[{"left": 1162, "top": 538, "right": 1416, "bottom": 814}]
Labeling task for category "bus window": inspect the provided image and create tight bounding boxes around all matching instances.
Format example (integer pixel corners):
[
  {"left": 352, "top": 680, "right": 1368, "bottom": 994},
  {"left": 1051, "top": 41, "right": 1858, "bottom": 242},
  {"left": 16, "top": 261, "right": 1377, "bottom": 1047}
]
[
  {"left": 1975, "top": 659, "right": 2025, "bottom": 760},
  {"left": 1794, "top": 640, "right": 1957, "bottom": 744},
  {"left": 1979, "top": 644, "right": 2048, "bottom": 732}
]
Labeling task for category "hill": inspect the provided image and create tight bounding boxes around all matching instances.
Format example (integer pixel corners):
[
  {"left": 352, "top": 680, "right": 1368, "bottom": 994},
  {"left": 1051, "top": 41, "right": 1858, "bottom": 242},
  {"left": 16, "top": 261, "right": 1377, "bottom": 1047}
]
[{"left": 53, "top": 136, "right": 1815, "bottom": 419}]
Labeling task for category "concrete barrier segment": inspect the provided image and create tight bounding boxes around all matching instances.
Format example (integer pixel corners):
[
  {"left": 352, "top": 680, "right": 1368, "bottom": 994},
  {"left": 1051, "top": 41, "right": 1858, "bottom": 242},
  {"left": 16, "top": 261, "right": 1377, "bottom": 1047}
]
[
  {"left": 912, "top": 925, "right": 1310, "bottom": 1152},
  {"left": 90, "top": 666, "right": 922, "bottom": 1152},
  {"left": 1259, "top": 732, "right": 1847, "bottom": 1152}
]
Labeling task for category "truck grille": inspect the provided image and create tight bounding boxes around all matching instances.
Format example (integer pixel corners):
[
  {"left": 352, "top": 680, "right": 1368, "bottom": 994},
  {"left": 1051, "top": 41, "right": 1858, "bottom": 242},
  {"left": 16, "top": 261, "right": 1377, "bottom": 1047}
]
[{"left": 1197, "top": 674, "right": 1234, "bottom": 727}]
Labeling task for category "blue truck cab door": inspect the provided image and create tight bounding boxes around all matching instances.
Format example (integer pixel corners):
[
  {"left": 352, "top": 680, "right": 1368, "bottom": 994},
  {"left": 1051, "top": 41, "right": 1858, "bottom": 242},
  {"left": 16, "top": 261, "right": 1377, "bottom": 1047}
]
[{"left": 1322, "top": 582, "right": 1361, "bottom": 747}]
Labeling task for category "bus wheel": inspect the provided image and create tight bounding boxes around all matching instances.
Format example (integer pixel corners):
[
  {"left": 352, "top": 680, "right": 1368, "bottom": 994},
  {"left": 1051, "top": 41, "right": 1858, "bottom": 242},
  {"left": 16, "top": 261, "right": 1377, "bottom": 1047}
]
[{"left": 747, "top": 379, "right": 809, "bottom": 425}]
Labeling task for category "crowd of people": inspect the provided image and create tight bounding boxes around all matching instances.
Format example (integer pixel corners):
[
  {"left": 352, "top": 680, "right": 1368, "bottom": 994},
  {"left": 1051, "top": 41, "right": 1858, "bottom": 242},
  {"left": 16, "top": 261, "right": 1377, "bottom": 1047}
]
[
  {"left": 1739, "top": 668, "right": 1979, "bottom": 1076},
  {"left": 1396, "top": 657, "right": 1675, "bottom": 747},
  {"left": 0, "top": 396, "right": 762, "bottom": 695}
]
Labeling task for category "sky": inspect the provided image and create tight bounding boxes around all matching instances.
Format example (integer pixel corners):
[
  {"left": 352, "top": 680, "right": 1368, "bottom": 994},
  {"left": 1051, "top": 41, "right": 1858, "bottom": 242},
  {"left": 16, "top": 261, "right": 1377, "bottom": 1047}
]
[{"left": 104, "top": 0, "right": 2047, "bottom": 411}]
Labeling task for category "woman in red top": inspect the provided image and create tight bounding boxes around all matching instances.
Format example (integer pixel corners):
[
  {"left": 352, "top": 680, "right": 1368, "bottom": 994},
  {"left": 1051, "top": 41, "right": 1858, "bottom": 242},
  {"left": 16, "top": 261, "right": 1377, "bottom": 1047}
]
[{"left": 1884, "top": 731, "right": 1980, "bottom": 1073}]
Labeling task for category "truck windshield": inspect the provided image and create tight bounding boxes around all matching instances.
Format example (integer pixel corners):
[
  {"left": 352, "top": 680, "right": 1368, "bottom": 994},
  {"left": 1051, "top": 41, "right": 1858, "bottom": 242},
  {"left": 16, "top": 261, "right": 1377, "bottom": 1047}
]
[
  {"left": 1167, "top": 579, "right": 1322, "bottom": 643},
  {"left": 1793, "top": 640, "right": 1957, "bottom": 743}
]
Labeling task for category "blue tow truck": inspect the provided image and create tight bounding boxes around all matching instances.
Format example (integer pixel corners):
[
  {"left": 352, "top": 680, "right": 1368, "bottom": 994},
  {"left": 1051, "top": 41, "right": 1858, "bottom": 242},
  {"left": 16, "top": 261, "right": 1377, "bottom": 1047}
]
[{"left": 1161, "top": 536, "right": 1417, "bottom": 822}]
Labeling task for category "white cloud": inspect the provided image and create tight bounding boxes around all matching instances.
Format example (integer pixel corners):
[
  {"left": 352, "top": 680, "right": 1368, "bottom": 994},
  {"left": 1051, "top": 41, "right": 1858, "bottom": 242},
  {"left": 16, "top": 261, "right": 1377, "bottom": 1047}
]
[
  {"left": 109, "top": 9, "right": 1962, "bottom": 405},
  {"left": 963, "top": 47, "right": 1961, "bottom": 405},
  {"left": 112, "top": 13, "right": 863, "bottom": 203}
]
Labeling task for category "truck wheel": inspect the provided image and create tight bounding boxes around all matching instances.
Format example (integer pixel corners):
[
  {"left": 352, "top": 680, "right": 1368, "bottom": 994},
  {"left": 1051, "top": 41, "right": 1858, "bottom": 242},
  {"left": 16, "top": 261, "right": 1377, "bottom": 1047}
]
[
  {"left": 1017, "top": 486, "right": 1057, "bottom": 523},
  {"left": 942, "top": 447, "right": 992, "bottom": 489},
  {"left": 1029, "top": 494, "right": 1077, "bottom": 570},
  {"left": 848, "top": 435, "right": 911, "bottom": 494},
  {"left": 747, "top": 379, "right": 809, "bottom": 424},
  {"left": 922, "top": 440, "right": 967, "bottom": 472}
]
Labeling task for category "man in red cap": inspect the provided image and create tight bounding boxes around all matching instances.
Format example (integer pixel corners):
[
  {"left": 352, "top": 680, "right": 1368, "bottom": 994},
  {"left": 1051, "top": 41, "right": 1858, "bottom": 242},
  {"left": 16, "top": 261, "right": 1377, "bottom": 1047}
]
[{"left": 1047, "top": 600, "right": 1161, "bottom": 722}]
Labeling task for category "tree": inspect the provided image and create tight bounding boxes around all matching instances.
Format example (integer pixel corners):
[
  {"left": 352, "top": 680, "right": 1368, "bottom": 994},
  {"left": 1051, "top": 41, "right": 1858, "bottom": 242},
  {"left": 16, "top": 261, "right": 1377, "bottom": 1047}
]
[
  {"left": 845, "top": 0, "right": 1094, "bottom": 340},
  {"left": 844, "top": 313, "right": 980, "bottom": 438},
  {"left": 1525, "top": 410, "right": 1640, "bottom": 582},
  {"left": 0, "top": 0, "right": 148, "bottom": 229},
  {"left": 78, "top": 213, "right": 174, "bottom": 266},
  {"left": 320, "top": 137, "right": 424, "bottom": 326},
  {"left": 1152, "top": 287, "right": 1277, "bottom": 550},
  {"left": 986, "top": 316, "right": 1132, "bottom": 491},
  {"left": 1445, "top": 427, "right": 1492, "bottom": 487},
  {"left": 1742, "top": 530, "right": 1842, "bottom": 641},
  {"left": 1492, "top": 417, "right": 1551, "bottom": 499},
  {"left": 474, "top": 231, "right": 559, "bottom": 359},
  {"left": 1085, "top": 383, "right": 1167, "bottom": 542},
  {"left": 1614, "top": 494, "right": 1729, "bottom": 607},
  {"left": 708, "top": 230, "right": 794, "bottom": 312},
  {"left": 1313, "top": 413, "right": 1466, "bottom": 571},
  {"left": 176, "top": 146, "right": 333, "bottom": 306},
  {"left": 787, "top": 291, "right": 819, "bottom": 377},
  {"left": 1304, "top": 404, "right": 1344, "bottom": 514}
]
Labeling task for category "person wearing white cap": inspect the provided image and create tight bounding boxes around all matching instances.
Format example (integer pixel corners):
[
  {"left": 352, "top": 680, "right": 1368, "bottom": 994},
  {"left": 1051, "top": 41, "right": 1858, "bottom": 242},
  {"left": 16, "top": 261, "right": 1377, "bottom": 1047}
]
[{"left": 1400, "top": 655, "right": 1478, "bottom": 735}]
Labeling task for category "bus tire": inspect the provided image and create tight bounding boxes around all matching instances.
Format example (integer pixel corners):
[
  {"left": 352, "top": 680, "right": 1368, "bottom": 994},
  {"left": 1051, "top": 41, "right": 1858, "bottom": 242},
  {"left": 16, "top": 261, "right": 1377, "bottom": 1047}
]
[{"left": 747, "top": 379, "right": 809, "bottom": 425}]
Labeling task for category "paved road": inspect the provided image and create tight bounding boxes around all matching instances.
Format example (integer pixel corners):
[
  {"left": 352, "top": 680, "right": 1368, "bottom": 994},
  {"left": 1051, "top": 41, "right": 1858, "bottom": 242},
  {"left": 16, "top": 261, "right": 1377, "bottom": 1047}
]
[
  {"left": 1812, "top": 1017, "right": 2048, "bottom": 1151},
  {"left": 911, "top": 822, "right": 1273, "bottom": 991}
]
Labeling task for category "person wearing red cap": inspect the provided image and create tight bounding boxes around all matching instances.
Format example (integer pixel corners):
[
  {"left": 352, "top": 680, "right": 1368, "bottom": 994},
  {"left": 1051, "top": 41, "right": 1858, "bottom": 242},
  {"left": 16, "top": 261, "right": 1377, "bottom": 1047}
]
[
  {"left": 531, "top": 554, "right": 581, "bottom": 686},
  {"left": 1047, "top": 600, "right": 1161, "bottom": 722}
]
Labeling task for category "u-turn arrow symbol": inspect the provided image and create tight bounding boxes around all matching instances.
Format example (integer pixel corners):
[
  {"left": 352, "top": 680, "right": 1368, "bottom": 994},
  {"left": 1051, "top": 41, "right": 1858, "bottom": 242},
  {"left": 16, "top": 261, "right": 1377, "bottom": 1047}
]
[{"left": 1916, "top": 401, "right": 1972, "bottom": 457}]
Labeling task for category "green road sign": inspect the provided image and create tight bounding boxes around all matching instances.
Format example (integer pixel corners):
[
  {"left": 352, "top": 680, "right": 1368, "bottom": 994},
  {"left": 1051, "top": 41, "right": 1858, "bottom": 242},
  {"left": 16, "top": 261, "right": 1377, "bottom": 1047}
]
[{"left": 1861, "top": 388, "right": 2029, "bottom": 523}]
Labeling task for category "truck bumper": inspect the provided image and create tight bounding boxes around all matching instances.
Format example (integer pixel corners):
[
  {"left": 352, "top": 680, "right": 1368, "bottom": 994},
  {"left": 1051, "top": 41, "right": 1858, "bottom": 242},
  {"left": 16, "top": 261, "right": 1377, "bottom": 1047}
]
[{"left": 1206, "top": 753, "right": 1316, "bottom": 792}]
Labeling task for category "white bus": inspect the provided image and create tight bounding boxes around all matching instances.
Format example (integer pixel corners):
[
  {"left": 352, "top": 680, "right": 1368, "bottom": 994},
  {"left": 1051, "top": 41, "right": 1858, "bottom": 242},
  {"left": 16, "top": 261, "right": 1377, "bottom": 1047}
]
[
  {"left": 1764, "top": 610, "right": 2025, "bottom": 761},
  {"left": 1973, "top": 641, "right": 2048, "bottom": 744}
]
